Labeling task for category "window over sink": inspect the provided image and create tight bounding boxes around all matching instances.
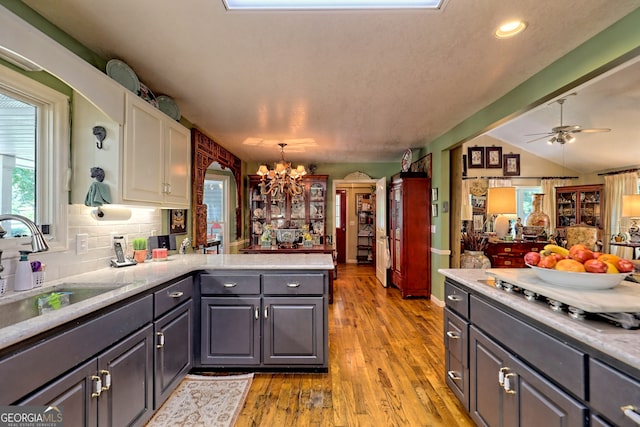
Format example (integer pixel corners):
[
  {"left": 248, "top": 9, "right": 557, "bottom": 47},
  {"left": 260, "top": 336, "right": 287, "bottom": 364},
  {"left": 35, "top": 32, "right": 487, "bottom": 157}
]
[{"left": 0, "top": 64, "right": 69, "bottom": 256}]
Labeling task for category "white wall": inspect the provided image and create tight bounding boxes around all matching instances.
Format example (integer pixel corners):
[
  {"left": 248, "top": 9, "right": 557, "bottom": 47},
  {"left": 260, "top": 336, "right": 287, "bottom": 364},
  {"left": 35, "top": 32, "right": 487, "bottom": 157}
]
[
  {"left": 2, "top": 205, "right": 162, "bottom": 291},
  {"left": 463, "top": 135, "right": 580, "bottom": 186}
]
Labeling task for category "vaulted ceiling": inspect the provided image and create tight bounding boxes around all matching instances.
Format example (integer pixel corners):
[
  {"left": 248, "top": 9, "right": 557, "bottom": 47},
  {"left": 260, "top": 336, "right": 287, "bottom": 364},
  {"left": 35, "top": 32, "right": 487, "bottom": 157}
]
[{"left": 18, "top": 0, "right": 640, "bottom": 168}]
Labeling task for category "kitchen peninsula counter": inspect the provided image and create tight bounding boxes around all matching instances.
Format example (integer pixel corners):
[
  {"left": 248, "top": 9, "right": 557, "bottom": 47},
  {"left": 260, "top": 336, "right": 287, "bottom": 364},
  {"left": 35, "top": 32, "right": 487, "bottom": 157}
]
[
  {"left": 439, "top": 268, "right": 640, "bottom": 374},
  {"left": 0, "top": 253, "right": 334, "bottom": 351}
]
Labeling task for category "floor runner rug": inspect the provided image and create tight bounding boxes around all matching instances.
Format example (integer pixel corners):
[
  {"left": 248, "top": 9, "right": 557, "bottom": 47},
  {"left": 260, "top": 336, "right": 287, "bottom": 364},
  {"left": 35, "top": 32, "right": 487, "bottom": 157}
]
[{"left": 145, "top": 373, "right": 253, "bottom": 427}]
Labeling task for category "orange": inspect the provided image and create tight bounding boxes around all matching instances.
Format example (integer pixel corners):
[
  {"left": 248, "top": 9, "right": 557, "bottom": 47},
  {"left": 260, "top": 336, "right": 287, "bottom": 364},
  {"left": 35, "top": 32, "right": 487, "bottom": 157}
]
[
  {"left": 555, "top": 259, "right": 586, "bottom": 272},
  {"left": 603, "top": 261, "right": 620, "bottom": 274},
  {"left": 598, "top": 254, "right": 622, "bottom": 265}
]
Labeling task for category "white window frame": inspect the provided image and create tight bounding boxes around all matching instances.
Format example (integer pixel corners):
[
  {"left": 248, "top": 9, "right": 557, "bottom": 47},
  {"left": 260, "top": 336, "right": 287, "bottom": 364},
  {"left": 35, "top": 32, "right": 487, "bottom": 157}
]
[
  {"left": 204, "top": 171, "right": 230, "bottom": 248},
  {"left": 0, "top": 64, "right": 69, "bottom": 256}
]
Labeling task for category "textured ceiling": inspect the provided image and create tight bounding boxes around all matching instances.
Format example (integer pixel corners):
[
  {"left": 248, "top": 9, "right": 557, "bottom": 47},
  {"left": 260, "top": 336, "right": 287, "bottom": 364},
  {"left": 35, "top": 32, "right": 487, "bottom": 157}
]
[{"left": 19, "top": 0, "right": 640, "bottom": 167}]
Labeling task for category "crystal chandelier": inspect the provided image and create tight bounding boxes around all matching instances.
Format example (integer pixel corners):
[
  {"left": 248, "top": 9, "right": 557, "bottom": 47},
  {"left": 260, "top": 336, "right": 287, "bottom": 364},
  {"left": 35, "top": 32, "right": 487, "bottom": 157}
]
[{"left": 257, "top": 143, "right": 307, "bottom": 196}]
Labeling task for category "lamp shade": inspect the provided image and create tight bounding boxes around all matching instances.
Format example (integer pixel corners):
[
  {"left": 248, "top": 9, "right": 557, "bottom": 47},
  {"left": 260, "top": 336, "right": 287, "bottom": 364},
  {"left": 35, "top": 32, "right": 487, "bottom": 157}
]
[
  {"left": 486, "top": 187, "right": 517, "bottom": 215},
  {"left": 622, "top": 194, "right": 640, "bottom": 217}
]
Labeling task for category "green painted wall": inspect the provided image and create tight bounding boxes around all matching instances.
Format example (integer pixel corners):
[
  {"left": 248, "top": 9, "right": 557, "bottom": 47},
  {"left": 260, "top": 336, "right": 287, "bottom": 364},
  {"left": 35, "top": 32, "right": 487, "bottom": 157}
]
[{"left": 423, "top": 7, "right": 640, "bottom": 301}]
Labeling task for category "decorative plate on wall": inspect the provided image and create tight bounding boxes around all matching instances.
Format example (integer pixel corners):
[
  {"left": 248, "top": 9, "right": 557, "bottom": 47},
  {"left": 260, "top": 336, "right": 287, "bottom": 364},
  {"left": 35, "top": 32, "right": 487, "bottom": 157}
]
[{"left": 401, "top": 149, "right": 412, "bottom": 172}]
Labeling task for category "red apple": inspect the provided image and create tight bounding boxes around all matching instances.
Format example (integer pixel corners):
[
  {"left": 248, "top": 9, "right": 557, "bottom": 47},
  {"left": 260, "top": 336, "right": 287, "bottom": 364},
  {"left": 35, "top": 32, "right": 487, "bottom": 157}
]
[
  {"left": 524, "top": 251, "right": 541, "bottom": 266},
  {"left": 537, "top": 256, "right": 557, "bottom": 269},
  {"left": 616, "top": 259, "right": 635, "bottom": 273},
  {"left": 584, "top": 259, "right": 608, "bottom": 273},
  {"left": 569, "top": 249, "right": 594, "bottom": 264}
]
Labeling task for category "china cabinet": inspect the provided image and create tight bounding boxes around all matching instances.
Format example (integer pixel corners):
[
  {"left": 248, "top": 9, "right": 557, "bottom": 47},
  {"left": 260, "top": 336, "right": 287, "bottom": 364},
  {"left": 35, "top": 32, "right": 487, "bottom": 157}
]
[
  {"left": 248, "top": 175, "right": 328, "bottom": 247},
  {"left": 555, "top": 184, "right": 603, "bottom": 230},
  {"left": 389, "top": 172, "right": 431, "bottom": 298}
]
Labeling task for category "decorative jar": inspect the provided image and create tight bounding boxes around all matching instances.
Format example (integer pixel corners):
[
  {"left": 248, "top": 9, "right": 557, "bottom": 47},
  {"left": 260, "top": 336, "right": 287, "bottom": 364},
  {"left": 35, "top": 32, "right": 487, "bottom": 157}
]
[
  {"left": 526, "top": 193, "right": 551, "bottom": 234},
  {"left": 460, "top": 250, "right": 492, "bottom": 269}
]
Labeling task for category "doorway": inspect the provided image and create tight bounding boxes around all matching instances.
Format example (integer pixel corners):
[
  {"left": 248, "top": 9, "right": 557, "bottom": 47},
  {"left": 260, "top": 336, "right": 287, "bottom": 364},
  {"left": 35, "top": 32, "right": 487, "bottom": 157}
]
[
  {"left": 203, "top": 171, "right": 229, "bottom": 253},
  {"left": 335, "top": 189, "right": 346, "bottom": 263},
  {"left": 332, "top": 175, "right": 387, "bottom": 286}
]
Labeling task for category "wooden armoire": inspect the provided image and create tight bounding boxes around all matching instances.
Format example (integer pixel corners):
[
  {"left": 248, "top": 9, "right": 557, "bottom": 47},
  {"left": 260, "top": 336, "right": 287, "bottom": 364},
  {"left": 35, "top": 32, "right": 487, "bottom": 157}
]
[{"left": 389, "top": 172, "right": 431, "bottom": 298}]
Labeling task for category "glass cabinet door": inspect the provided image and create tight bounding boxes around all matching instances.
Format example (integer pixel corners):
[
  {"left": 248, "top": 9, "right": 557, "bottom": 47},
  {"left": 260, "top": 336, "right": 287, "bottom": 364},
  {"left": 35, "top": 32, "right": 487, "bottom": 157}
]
[
  {"left": 269, "top": 194, "right": 286, "bottom": 230},
  {"left": 580, "top": 190, "right": 601, "bottom": 227},
  {"left": 309, "top": 182, "right": 326, "bottom": 244},
  {"left": 289, "top": 193, "right": 307, "bottom": 229},
  {"left": 556, "top": 190, "right": 577, "bottom": 227},
  {"left": 250, "top": 183, "right": 267, "bottom": 246}
]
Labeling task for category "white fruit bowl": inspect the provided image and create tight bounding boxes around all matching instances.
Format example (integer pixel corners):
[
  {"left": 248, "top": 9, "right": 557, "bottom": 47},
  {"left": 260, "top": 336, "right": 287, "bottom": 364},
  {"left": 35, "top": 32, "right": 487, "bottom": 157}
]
[{"left": 525, "top": 264, "right": 630, "bottom": 290}]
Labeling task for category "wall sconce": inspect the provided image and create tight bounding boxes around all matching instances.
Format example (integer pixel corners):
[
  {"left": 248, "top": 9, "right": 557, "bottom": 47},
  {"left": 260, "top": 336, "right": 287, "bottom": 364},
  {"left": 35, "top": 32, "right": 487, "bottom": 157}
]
[{"left": 486, "top": 187, "right": 516, "bottom": 239}]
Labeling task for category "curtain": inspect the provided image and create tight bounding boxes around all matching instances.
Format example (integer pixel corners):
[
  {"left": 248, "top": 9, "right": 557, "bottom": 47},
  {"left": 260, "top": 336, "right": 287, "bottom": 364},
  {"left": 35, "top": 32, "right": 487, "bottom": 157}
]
[
  {"left": 604, "top": 172, "right": 638, "bottom": 258},
  {"left": 541, "top": 178, "right": 576, "bottom": 235}
]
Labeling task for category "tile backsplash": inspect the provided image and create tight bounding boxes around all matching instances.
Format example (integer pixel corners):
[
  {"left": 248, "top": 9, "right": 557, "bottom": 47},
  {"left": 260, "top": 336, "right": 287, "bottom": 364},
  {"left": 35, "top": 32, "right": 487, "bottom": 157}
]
[{"left": 2, "top": 204, "right": 162, "bottom": 292}]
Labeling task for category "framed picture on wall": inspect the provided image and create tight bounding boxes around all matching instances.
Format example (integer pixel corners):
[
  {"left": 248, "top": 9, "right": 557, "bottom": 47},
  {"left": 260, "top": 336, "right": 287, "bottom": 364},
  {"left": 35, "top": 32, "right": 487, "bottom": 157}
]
[
  {"left": 503, "top": 154, "right": 521, "bottom": 176},
  {"left": 169, "top": 209, "right": 187, "bottom": 234},
  {"left": 485, "top": 146, "right": 502, "bottom": 168},
  {"left": 467, "top": 146, "right": 485, "bottom": 169}
]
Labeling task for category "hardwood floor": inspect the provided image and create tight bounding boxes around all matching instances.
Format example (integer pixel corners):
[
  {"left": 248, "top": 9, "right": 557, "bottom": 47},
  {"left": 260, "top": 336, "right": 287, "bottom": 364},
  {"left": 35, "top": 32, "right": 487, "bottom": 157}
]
[{"left": 236, "top": 264, "right": 474, "bottom": 426}]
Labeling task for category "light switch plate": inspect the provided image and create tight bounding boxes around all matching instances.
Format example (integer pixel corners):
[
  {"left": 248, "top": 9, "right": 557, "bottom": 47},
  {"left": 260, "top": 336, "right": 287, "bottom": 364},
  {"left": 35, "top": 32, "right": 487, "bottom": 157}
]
[{"left": 76, "top": 233, "right": 89, "bottom": 255}]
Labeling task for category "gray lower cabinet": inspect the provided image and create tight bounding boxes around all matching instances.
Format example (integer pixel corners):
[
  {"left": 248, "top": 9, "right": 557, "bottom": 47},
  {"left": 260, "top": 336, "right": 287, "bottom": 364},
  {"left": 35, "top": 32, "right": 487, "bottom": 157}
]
[
  {"left": 153, "top": 277, "right": 193, "bottom": 407},
  {"left": 469, "top": 326, "right": 586, "bottom": 427},
  {"left": 589, "top": 358, "right": 640, "bottom": 426},
  {"left": 444, "top": 279, "right": 588, "bottom": 427},
  {"left": 20, "top": 324, "right": 154, "bottom": 427},
  {"left": 198, "top": 271, "right": 327, "bottom": 368}
]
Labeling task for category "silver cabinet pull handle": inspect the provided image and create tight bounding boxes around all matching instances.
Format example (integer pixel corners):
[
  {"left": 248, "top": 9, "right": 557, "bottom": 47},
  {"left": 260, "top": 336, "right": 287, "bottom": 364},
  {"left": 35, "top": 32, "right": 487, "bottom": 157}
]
[
  {"left": 498, "top": 367, "right": 510, "bottom": 386},
  {"left": 255, "top": 308, "right": 259, "bottom": 320},
  {"left": 503, "top": 373, "right": 517, "bottom": 394},
  {"left": 446, "top": 331, "right": 460, "bottom": 339},
  {"left": 91, "top": 376, "right": 102, "bottom": 398},
  {"left": 621, "top": 405, "right": 640, "bottom": 424},
  {"left": 169, "top": 291, "right": 183, "bottom": 298},
  {"left": 100, "top": 370, "right": 111, "bottom": 391},
  {"left": 447, "top": 370, "right": 462, "bottom": 381},
  {"left": 447, "top": 295, "right": 462, "bottom": 301},
  {"left": 287, "top": 282, "right": 301, "bottom": 288},
  {"left": 264, "top": 307, "right": 269, "bottom": 318},
  {"left": 223, "top": 283, "right": 237, "bottom": 288},
  {"left": 156, "top": 331, "right": 165, "bottom": 349}
]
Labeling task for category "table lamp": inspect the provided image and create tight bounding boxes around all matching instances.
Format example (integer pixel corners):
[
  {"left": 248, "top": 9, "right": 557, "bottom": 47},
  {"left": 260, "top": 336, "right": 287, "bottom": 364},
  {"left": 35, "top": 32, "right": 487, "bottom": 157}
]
[
  {"left": 622, "top": 194, "right": 640, "bottom": 243},
  {"left": 486, "top": 187, "right": 517, "bottom": 239}
]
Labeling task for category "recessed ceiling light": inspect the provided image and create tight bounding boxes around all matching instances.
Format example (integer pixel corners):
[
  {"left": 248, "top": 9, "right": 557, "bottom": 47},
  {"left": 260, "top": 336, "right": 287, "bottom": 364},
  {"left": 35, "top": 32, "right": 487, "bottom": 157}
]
[
  {"left": 495, "top": 20, "right": 527, "bottom": 39},
  {"left": 223, "top": 0, "right": 445, "bottom": 10}
]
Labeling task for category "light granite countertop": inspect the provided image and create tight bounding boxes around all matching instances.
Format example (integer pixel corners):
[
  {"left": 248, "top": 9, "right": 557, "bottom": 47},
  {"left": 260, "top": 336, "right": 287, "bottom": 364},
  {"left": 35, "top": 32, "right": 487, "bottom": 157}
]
[
  {"left": 439, "top": 268, "right": 640, "bottom": 374},
  {"left": 0, "top": 253, "right": 334, "bottom": 350}
]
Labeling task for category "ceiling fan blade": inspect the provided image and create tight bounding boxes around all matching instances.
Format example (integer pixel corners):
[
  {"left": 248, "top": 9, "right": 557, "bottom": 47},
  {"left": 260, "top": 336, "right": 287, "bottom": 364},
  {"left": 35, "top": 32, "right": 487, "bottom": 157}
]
[
  {"left": 525, "top": 134, "right": 553, "bottom": 144},
  {"left": 571, "top": 127, "right": 611, "bottom": 133},
  {"left": 524, "top": 131, "right": 554, "bottom": 137}
]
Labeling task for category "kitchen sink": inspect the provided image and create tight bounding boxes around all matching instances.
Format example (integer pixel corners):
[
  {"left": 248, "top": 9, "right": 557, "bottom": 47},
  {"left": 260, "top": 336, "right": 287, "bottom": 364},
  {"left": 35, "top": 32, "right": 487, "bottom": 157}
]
[{"left": 0, "top": 283, "right": 121, "bottom": 329}]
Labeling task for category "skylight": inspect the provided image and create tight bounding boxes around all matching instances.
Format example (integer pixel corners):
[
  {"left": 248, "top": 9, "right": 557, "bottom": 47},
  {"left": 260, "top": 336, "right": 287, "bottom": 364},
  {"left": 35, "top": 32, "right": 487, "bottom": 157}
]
[{"left": 223, "top": 0, "right": 445, "bottom": 10}]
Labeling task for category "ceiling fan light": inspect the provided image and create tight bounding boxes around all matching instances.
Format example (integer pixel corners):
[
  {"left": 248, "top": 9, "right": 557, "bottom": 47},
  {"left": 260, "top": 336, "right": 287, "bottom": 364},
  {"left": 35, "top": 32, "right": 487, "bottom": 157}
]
[
  {"left": 547, "top": 136, "right": 556, "bottom": 145},
  {"left": 565, "top": 133, "right": 576, "bottom": 143}
]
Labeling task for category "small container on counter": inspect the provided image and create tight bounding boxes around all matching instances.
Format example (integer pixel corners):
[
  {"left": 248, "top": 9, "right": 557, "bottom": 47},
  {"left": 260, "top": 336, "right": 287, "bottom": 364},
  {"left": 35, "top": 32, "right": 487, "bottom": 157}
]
[
  {"left": 152, "top": 248, "right": 168, "bottom": 261},
  {"left": 14, "top": 252, "right": 33, "bottom": 291}
]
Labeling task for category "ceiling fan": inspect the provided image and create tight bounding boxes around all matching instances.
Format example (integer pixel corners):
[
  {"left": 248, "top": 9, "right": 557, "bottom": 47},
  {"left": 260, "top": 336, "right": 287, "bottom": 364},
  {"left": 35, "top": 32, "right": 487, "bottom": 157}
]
[{"left": 525, "top": 93, "right": 611, "bottom": 145}]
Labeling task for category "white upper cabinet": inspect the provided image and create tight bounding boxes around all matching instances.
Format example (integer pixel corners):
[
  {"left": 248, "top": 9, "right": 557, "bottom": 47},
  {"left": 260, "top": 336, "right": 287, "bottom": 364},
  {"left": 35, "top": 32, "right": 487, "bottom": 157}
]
[{"left": 123, "top": 93, "right": 190, "bottom": 208}]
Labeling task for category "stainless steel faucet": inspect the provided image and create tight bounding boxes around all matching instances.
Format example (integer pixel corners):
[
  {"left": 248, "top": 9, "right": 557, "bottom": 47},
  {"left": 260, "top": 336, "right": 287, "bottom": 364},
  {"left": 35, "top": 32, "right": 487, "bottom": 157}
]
[{"left": 0, "top": 214, "right": 49, "bottom": 253}]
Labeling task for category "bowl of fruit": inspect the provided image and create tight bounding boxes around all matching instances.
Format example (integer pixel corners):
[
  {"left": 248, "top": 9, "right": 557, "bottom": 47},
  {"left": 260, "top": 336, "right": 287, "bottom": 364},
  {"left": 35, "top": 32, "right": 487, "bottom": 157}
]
[{"left": 524, "top": 244, "right": 634, "bottom": 290}]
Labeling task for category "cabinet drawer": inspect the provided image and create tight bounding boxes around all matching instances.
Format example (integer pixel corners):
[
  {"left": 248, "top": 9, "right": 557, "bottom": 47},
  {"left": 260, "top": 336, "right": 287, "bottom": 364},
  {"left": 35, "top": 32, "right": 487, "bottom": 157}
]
[
  {"left": 200, "top": 273, "right": 260, "bottom": 295},
  {"left": 470, "top": 296, "right": 586, "bottom": 399},
  {"left": 444, "top": 279, "right": 469, "bottom": 319},
  {"left": 590, "top": 358, "right": 640, "bottom": 426},
  {"left": 491, "top": 256, "right": 525, "bottom": 268},
  {"left": 263, "top": 273, "right": 325, "bottom": 295},
  {"left": 444, "top": 308, "right": 468, "bottom": 364},
  {"left": 154, "top": 277, "right": 193, "bottom": 318}
]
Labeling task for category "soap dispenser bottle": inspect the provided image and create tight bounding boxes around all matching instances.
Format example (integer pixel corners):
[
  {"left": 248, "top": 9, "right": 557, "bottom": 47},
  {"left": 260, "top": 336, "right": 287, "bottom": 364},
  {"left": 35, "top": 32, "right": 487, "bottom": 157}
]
[{"left": 14, "top": 251, "right": 33, "bottom": 291}]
